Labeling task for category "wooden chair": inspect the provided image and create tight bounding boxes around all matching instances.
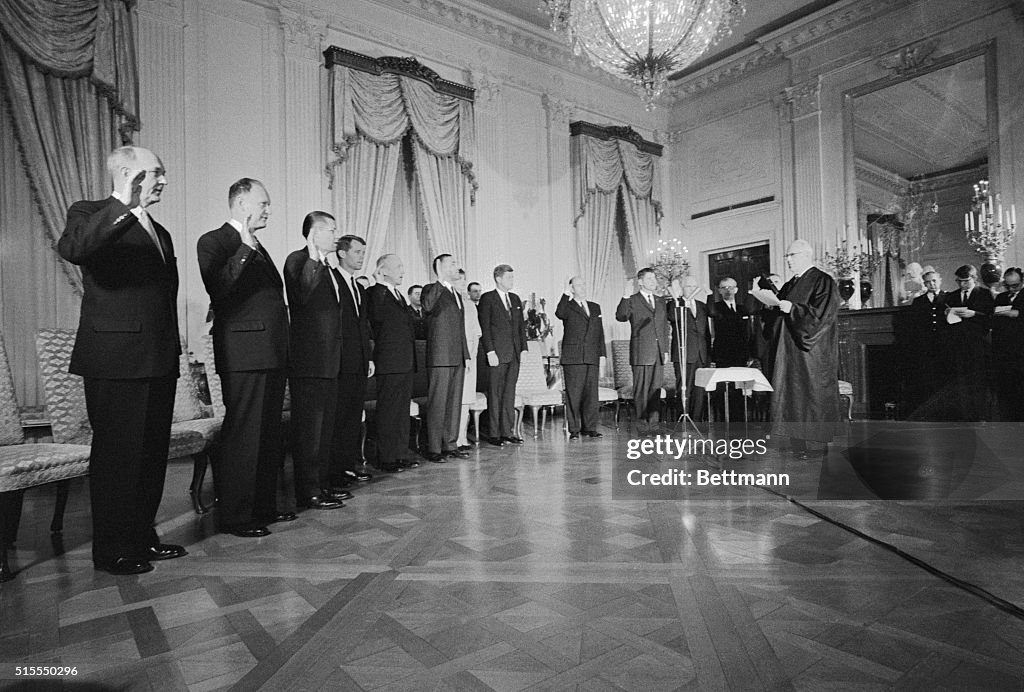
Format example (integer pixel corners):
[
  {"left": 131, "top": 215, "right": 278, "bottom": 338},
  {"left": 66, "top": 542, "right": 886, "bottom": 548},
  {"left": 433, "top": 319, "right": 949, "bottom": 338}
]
[{"left": 0, "top": 331, "right": 91, "bottom": 582}]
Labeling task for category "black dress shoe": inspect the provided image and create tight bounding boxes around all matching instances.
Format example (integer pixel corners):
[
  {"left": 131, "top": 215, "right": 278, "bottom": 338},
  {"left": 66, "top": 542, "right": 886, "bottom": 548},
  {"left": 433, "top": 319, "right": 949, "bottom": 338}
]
[
  {"left": 569, "top": 432, "right": 580, "bottom": 439},
  {"left": 582, "top": 430, "right": 603, "bottom": 438},
  {"left": 266, "top": 511, "right": 298, "bottom": 523},
  {"left": 426, "top": 452, "right": 446, "bottom": 463},
  {"left": 444, "top": 449, "right": 470, "bottom": 459},
  {"left": 344, "top": 469, "right": 372, "bottom": 482},
  {"left": 143, "top": 544, "right": 187, "bottom": 561},
  {"left": 225, "top": 527, "right": 271, "bottom": 538},
  {"left": 502, "top": 436, "right": 524, "bottom": 445},
  {"left": 398, "top": 459, "right": 420, "bottom": 469},
  {"left": 325, "top": 488, "right": 353, "bottom": 501},
  {"left": 95, "top": 557, "right": 154, "bottom": 575},
  {"left": 377, "top": 463, "right": 404, "bottom": 473},
  {"left": 457, "top": 445, "right": 472, "bottom": 452},
  {"left": 488, "top": 437, "right": 505, "bottom": 447},
  {"left": 300, "top": 496, "right": 344, "bottom": 510}
]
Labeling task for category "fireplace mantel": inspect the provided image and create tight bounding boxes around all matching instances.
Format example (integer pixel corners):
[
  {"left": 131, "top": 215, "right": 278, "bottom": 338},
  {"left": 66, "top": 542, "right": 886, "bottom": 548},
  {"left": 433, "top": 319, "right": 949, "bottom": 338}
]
[{"left": 838, "top": 307, "right": 900, "bottom": 419}]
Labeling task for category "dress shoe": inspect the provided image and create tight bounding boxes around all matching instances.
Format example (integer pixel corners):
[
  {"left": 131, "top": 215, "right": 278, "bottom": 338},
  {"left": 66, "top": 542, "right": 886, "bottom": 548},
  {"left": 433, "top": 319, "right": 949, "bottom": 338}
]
[
  {"left": 377, "top": 463, "right": 404, "bottom": 473},
  {"left": 266, "top": 511, "right": 298, "bottom": 523},
  {"left": 502, "top": 436, "right": 524, "bottom": 445},
  {"left": 95, "top": 557, "right": 154, "bottom": 575},
  {"left": 426, "top": 452, "right": 447, "bottom": 463},
  {"left": 488, "top": 437, "right": 505, "bottom": 447},
  {"left": 457, "top": 445, "right": 472, "bottom": 452},
  {"left": 300, "top": 496, "right": 344, "bottom": 510},
  {"left": 445, "top": 449, "right": 470, "bottom": 459},
  {"left": 225, "top": 527, "right": 271, "bottom": 538},
  {"left": 143, "top": 544, "right": 187, "bottom": 561},
  {"left": 398, "top": 459, "right": 420, "bottom": 469},
  {"left": 325, "top": 488, "right": 353, "bottom": 501},
  {"left": 332, "top": 478, "right": 353, "bottom": 489},
  {"left": 582, "top": 431, "right": 603, "bottom": 438},
  {"left": 344, "top": 469, "right": 372, "bottom": 482},
  {"left": 569, "top": 432, "right": 580, "bottom": 439}
]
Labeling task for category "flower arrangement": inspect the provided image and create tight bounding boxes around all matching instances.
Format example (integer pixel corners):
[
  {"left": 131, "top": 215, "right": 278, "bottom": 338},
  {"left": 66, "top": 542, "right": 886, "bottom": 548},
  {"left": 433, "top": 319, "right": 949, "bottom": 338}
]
[
  {"left": 648, "top": 237, "right": 690, "bottom": 290},
  {"left": 823, "top": 241, "right": 879, "bottom": 278}
]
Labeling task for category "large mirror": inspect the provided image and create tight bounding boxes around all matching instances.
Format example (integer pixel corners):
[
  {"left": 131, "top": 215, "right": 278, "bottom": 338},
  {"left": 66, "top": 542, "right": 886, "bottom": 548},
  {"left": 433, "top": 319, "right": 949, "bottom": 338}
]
[{"left": 846, "top": 45, "right": 995, "bottom": 306}]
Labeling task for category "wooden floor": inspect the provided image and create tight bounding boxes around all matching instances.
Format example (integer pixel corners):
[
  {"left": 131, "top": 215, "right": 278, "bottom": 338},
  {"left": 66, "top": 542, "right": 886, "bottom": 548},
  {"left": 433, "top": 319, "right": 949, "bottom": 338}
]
[{"left": 3, "top": 417, "right": 1024, "bottom": 691}]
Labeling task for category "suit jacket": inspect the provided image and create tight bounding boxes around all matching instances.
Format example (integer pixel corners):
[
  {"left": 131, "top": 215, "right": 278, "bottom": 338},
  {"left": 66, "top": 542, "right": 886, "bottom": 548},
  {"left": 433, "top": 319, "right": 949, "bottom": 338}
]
[
  {"left": 368, "top": 283, "right": 416, "bottom": 374},
  {"left": 197, "top": 223, "right": 288, "bottom": 373},
  {"left": 992, "top": 290, "right": 1024, "bottom": 367},
  {"left": 668, "top": 298, "right": 710, "bottom": 364},
  {"left": 478, "top": 290, "right": 528, "bottom": 363},
  {"left": 58, "top": 196, "right": 180, "bottom": 379},
  {"left": 910, "top": 292, "right": 948, "bottom": 333},
  {"left": 283, "top": 248, "right": 342, "bottom": 379},
  {"left": 421, "top": 281, "right": 469, "bottom": 366},
  {"left": 555, "top": 294, "right": 605, "bottom": 365},
  {"left": 709, "top": 299, "right": 754, "bottom": 366},
  {"left": 337, "top": 270, "right": 371, "bottom": 374},
  {"left": 408, "top": 305, "right": 427, "bottom": 340},
  {"left": 615, "top": 293, "right": 671, "bottom": 366}
]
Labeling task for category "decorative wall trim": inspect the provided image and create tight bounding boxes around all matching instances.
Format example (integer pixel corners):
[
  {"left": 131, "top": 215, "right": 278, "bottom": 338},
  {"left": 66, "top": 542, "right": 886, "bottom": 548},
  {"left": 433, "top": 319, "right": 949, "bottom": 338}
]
[
  {"left": 323, "top": 46, "right": 475, "bottom": 101},
  {"left": 877, "top": 39, "right": 940, "bottom": 77},
  {"left": 569, "top": 121, "right": 663, "bottom": 156},
  {"left": 280, "top": 1, "right": 327, "bottom": 61},
  {"left": 542, "top": 94, "right": 576, "bottom": 127},
  {"left": 783, "top": 77, "right": 821, "bottom": 121}
]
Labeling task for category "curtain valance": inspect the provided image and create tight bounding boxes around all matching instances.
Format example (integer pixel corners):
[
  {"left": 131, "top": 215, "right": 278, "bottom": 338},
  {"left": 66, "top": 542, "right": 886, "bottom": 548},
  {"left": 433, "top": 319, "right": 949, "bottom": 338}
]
[{"left": 571, "top": 132, "right": 662, "bottom": 227}]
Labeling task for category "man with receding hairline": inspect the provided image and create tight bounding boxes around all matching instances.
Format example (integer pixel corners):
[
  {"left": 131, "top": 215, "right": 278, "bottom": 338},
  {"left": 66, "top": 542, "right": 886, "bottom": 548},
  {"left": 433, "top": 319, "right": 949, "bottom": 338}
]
[
  {"left": 198, "top": 178, "right": 292, "bottom": 536},
  {"left": 59, "top": 145, "right": 186, "bottom": 574}
]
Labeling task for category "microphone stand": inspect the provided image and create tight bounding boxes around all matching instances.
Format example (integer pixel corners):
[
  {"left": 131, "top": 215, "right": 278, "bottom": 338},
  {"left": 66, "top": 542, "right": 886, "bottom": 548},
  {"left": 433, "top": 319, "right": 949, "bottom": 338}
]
[{"left": 673, "top": 293, "right": 706, "bottom": 440}]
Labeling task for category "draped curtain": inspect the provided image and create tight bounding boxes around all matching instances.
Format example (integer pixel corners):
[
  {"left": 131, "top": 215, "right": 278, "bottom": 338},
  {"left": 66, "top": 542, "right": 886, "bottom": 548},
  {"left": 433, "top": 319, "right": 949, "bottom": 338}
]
[
  {"left": 0, "top": 0, "right": 139, "bottom": 295},
  {"left": 328, "top": 65, "right": 476, "bottom": 268},
  {"left": 571, "top": 134, "right": 662, "bottom": 293}
]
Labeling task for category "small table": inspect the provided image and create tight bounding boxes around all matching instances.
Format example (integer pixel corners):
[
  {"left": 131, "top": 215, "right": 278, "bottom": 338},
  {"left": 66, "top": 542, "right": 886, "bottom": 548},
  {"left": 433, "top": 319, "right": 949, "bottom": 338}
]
[{"left": 694, "top": 367, "right": 773, "bottom": 425}]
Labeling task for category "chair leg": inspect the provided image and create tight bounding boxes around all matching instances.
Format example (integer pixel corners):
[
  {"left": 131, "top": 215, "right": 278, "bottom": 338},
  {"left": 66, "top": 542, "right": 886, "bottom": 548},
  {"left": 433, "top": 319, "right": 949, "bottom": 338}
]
[
  {"left": 1, "top": 490, "right": 23, "bottom": 582},
  {"left": 190, "top": 451, "right": 210, "bottom": 515},
  {"left": 50, "top": 480, "right": 71, "bottom": 533}
]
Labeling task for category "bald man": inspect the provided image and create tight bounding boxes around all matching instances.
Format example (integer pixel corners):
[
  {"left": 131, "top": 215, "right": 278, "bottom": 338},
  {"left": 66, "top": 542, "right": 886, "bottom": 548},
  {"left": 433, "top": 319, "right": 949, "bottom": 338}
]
[
  {"left": 752, "top": 240, "right": 841, "bottom": 459},
  {"left": 556, "top": 276, "right": 605, "bottom": 438}
]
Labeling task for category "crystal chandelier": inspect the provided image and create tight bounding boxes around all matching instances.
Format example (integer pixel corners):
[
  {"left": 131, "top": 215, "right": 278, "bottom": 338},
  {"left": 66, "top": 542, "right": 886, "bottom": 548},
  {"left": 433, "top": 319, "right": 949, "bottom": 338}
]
[{"left": 539, "top": 0, "right": 746, "bottom": 110}]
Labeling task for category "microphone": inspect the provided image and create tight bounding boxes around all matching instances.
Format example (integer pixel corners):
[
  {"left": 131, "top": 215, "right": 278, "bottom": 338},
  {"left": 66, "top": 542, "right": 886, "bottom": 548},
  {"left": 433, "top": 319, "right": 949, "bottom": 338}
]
[{"left": 757, "top": 275, "right": 779, "bottom": 295}]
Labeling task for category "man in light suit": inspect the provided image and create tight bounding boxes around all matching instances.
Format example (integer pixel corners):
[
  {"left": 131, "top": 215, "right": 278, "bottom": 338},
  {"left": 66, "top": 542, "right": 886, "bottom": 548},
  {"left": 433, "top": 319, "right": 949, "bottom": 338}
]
[
  {"left": 58, "top": 146, "right": 186, "bottom": 575},
  {"left": 331, "top": 235, "right": 374, "bottom": 484},
  {"left": 367, "top": 253, "right": 418, "bottom": 472},
  {"left": 197, "top": 178, "right": 292, "bottom": 537},
  {"left": 616, "top": 268, "right": 673, "bottom": 432},
  {"left": 422, "top": 254, "right": 470, "bottom": 462},
  {"left": 283, "top": 211, "right": 346, "bottom": 511},
  {"left": 556, "top": 276, "right": 605, "bottom": 439},
  {"left": 478, "top": 264, "right": 528, "bottom": 446},
  {"left": 672, "top": 275, "right": 711, "bottom": 422}
]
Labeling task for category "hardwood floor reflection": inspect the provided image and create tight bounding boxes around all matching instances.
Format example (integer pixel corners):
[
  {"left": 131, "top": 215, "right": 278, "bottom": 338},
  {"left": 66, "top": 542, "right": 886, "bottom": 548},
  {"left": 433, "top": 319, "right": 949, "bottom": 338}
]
[{"left": 2, "top": 419, "right": 1024, "bottom": 690}]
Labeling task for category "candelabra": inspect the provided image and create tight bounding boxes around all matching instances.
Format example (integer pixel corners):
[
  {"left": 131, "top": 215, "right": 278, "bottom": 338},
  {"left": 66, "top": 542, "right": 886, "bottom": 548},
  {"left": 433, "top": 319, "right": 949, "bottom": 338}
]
[
  {"left": 648, "top": 237, "right": 690, "bottom": 292},
  {"left": 964, "top": 179, "right": 1016, "bottom": 262}
]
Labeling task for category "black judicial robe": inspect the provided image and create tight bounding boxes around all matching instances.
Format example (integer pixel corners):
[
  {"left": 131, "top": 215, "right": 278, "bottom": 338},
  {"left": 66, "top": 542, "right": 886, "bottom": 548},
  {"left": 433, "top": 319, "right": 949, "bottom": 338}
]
[{"left": 769, "top": 266, "right": 842, "bottom": 443}]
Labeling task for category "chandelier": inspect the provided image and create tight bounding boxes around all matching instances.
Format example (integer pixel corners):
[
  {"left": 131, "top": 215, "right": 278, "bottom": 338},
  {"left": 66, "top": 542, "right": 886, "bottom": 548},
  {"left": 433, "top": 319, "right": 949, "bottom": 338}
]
[{"left": 539, "top": 0, "right": 746, "bottom": 110}]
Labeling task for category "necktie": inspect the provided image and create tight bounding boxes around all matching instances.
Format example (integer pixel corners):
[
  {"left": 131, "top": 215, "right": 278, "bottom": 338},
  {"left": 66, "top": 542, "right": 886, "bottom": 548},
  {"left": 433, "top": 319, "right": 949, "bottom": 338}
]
[
  {"left": 503, "top": 292, "right": 511, "bottom": 313},
  {"left": 579, "top": 300, "right": 589, "bottom": 317},
  {"left": 138, "top": 209, "right": 165, "bottom": 262},
  {"left": 962, "top": 291, "right": 968, "bottom": 304},
  {"left": 323, "top": 260, "right": 340, "bottom": 300},
  {"left": 451, "top": 286, "right": 462, "bottom": 310},
  {"left": 646, "top": 294, "right": 654, "bottom": 311},
  {"left": 350, "top": 276, "right": 360, "bottom": 314},
  {"left": 395, "top": 287, "right": 405, "bottom": 306}
]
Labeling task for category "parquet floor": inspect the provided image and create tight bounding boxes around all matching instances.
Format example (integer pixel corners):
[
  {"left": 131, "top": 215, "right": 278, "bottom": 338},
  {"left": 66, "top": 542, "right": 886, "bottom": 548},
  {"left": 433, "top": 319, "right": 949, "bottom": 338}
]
[{"left": 3, "top": 417, "right": 1024, "bottom": 691}]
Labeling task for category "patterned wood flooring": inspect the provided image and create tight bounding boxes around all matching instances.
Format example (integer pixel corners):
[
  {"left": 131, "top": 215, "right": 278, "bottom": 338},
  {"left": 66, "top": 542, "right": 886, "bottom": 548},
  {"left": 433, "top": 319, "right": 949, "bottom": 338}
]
[{"left": 2, "top": 418, "right": 1024, "bottom": 690}]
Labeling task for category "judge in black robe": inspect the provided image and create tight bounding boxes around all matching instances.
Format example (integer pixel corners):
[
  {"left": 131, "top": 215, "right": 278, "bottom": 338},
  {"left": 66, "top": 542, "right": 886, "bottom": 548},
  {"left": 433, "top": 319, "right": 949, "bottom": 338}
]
[{"left": 754, "top": 241, "right": 841, "bottom": 455}]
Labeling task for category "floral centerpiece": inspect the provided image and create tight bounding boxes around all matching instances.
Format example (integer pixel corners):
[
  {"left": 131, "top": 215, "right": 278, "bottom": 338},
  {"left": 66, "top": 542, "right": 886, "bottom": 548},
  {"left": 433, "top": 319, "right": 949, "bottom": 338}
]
[{"left": 648, "top": 237, "right": 690, "bottom": 292}]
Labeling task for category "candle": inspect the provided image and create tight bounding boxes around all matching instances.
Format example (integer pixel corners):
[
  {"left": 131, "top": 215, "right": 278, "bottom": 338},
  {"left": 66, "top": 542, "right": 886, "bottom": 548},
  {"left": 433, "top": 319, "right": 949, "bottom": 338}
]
[{"left": 1012, "top": 204, "right": 1017, "bottom": 227}]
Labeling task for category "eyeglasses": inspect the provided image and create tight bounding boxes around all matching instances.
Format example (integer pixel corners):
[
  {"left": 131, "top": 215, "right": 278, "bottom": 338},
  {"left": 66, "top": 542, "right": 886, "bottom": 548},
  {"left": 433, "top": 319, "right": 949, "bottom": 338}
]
[
  {"left": 954, "top": 278, "right": 974, "bottom": 284},
  {"left": 1004, "top": 282, "right": 1022, "bottom": 290}
]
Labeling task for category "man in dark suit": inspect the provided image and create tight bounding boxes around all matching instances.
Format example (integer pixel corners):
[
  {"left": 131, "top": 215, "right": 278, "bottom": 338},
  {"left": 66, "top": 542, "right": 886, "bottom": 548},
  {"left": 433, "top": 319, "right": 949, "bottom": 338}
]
[
  {"left": 197, "top": 178, "right": 293, "bottom": 537},
  {"left": 670, "top": 275, "right": 711, "bottom": 422},
  {"left": 708, "top": 275, "right": 752, "bottom": 420},
  {"left": 58, "top": 146, "right": 186, "bottom": 575},
  {"left": 282, "top": 212, "right": 346, "bottom": 511},
  {"left": 616, "top": 268, "right": 673, "bottom": 432},
  {"left": 422, "top": 254, "right": 470, "bottom": 462},
  {"left": 900, "top": 269, "right": 951, "bottom": 418},
  {"left": 407, "top": 284, "right": 427, "bottom": 340},
  {"left": 478, "top": 264, "right": 528, "bottom": 446},
  {"left": 944, "top": 264, "right": 995, "bottom": 421},
  {"left": 367, "top": 253, "right": 418, "bottom": 472},
  {"left": 555, "top": 276, "right": 605, "bottom": 439},
  {"left": 331, "top": 235, "right": 374, "bottom": 484},
  {"left": 992, "top": 267, "right": 1024, "bottom": 421}
]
